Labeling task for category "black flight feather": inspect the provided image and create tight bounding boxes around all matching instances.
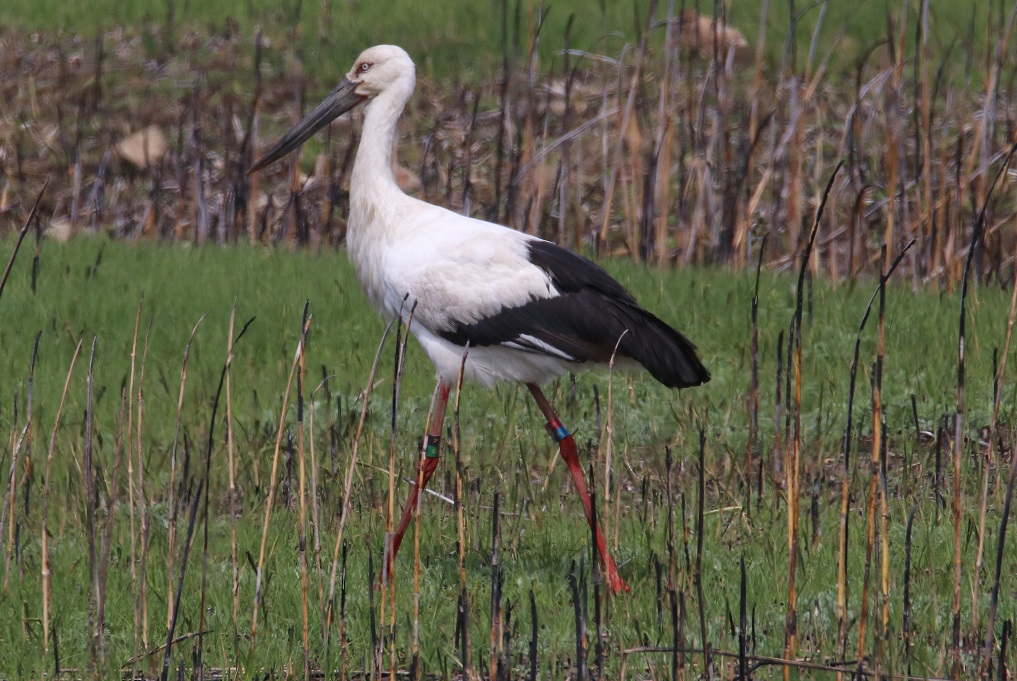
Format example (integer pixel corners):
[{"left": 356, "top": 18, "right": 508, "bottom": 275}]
[{"left": 439, "top": 240, "right": 710, "bottom": 389}]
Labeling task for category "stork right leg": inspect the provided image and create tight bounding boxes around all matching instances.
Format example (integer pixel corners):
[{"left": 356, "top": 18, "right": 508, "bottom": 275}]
[
  {"left": 388, "top": 383, "right": 451, "bottom": 577},
  {"left": 526, "top": 383, "right": 629, "bottom": 594}
]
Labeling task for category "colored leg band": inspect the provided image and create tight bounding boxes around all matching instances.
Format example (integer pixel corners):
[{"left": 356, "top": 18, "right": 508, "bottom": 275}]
[
  {"left": 425, "top": 434, "right": 441, "bottom": 458},
  {"left": 546, "top": 418, "right": 570, "bottom": 443}
]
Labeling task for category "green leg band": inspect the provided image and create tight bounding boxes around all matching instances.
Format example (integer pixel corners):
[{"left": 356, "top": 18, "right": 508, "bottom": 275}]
[{"left": 425, "top": 434, "right": 441, "bottom": 458}]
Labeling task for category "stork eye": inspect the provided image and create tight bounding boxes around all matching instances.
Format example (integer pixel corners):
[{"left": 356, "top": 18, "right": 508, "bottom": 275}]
[{"left": 360, "top": 62, "right": 372, "bottom": 72}]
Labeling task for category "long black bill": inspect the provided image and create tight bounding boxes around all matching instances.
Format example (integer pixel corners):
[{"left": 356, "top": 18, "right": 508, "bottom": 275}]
[{"left": 248, "top": 76, "right": 365, "bottom": 174}]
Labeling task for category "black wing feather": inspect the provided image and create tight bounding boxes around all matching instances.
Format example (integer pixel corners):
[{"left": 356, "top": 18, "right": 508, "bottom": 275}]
[{"left": 438, "top": 239, "right": 710, "bottom": 389}]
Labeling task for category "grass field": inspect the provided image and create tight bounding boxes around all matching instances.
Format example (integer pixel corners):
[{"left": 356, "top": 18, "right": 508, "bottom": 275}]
[
  {"left": 1, "top": 237, "right": 1015, "bottom": 677},
  {"left": 2, "top": 0, "right": 1017, "bottom": 677}
]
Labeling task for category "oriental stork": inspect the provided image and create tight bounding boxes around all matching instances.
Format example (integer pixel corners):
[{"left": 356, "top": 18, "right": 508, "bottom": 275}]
[{"left": 250, "top": 45, "right": 710, "bottom": 594}]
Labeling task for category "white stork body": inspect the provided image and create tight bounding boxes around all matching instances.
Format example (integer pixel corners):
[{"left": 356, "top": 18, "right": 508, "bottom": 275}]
[
  {"left": 351, "top": 202, "right": 581, "bottom": 385},
  {"left": 250, "top": 45, "right": 710, "bottom": 594},
  {"left": 342, "top": 56, "right": 604, "bottom": 385}
]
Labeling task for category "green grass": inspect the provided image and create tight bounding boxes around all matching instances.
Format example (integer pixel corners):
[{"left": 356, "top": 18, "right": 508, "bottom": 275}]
[
  {"left": 0, "top": 0, "right": 993, "bottom": 83},
  {"left": 0, "top": 237, "right": 1015, "bottom": 677}
]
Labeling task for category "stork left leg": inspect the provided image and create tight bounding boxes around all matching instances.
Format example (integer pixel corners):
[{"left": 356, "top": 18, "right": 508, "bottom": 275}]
[
  {"left": 389, "top": 383, "right": 451, "bottom": 575},
  {"left": 526, "top": 383, "right": 629, "bottom": 594}
]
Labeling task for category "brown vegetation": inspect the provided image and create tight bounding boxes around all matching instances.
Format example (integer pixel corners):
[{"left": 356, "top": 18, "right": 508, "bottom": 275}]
[{"left": 0, "top": 10, "right": 1015, "bottom": 287}]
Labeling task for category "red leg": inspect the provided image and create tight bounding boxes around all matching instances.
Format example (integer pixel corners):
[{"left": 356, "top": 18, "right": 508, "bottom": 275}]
[
  {"left": 388, "top": 383, "right": 451, "bottom": 576},
  {"left": 527, "top": 383, "right": 629, "bottom": 594}
]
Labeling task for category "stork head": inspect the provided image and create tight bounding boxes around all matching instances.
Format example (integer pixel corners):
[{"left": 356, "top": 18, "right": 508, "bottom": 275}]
[
  {"left": 345, "top": 45, "right": 415, "bottom": 100},
  {"left": 249, "top": 44, "right": 416, "bottom": 174}
]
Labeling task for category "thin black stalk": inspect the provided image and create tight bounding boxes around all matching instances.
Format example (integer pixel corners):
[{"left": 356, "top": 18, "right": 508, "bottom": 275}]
[
  {"left": 589, "top": 463, "right": 603, "bottom": 678},
  {"left": 739, "top": 555, "right": 747, "bottom": 681},
  {"left": 569, "top": 559, "right": 585, "bottom": 681},
  {"left": 695, "top": 428, "right": 709, "bottom": 677},
  {"left": 196, "top": 316, "right": 254, "bottom": 679},
  {"left": 160, "top": 478, "right": 204, "bottom": 681},
  {"left": 84, "top": 338, "right": 98, "bottom": 670},
  {"left": 0, "top": 182, "right": 47, "bottom": 304},
  {"left": 529, "top": 589, "right": 538, "bottom": 681},
  {"left": 903, "top": 508, "right": 916, "bottom": 678}
]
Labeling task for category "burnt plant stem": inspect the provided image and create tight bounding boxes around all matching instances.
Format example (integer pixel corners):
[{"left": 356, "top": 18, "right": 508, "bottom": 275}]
[
  {"left": 787, "top": 160, "right": 843, "bottom": 673},
  {"left": 695, "top": 428, "right": 709, "bottom": 678},
  {"left": 955, "top": 137, "right": 1017, "bottom": 675},
  {"left": 41, "top": 339, "right": 83, "bottom": 653},
  {"left": 197, "top": 315, "right": 254, "bottom": 678},
  {"left": 159, "top": 478, "right": 204, "bottom": 681},
  {"left": 982, "top": 228, "right": 1017, "bottom": 672},
  {"left": 325, "top": 320, "right": 394, "bottom": 638},
  {"left": 250, "top": 312, "right": 313, "bottom": 653},
  {"left": 836, "top": 238, "right": 915, "bottom": 672},
  {"left": 0, "top": 182, "right": 46, "bottom": 304}
]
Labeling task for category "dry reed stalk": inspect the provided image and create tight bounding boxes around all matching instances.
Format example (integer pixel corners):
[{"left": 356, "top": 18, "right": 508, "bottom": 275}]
[
  {"left": 746, "top": 240, "right": 766, "bottom": 511},
  {"left": 598, "top": 0, "right": 655, "bottom": 253},
  {"left": 390, "top": 307, "right": 416, "bottom": 681},
  {"left": 738, "top": 554, "right": 747, "bottom": 681},
  {"left": 881, "top": 7, "right": 906, "bottom": 274},
  {"left": 972, "top": 442, "right": 994, "bottom": 629},
  {"left": 381, "top": 305, "right": 413, "bottom": 679},
  {"left": 324, "top": 320, "right": 394, "bottom": 639},
  {"left": 250, "top": 312, "right": 313, "bottom": 652},
  {"left": 953, "top": 137, "right": 1017, "bottom": 675},
  {"left": 97, "top": 388, "right": 127, "bottom": 666},
  {"left": 694, "top": 429, "right": 709, "bottom": 677},
  {"left": 247, "top": 31, "right": 264, "bottom": 245},
  {"left": 902, "top": 507, "right": 916, "bottom": 676},
  {"left": 557, "top": 21, "right": 576, "bottom": 248},
  {"left": 160, "top": 478, "right": 204, "bottom": 681},
  {"left": 652, "top": 2, "right": 678, "bottom": 266},
  {"left": 772, "top": 329, "right": 784, "bottom": 492},
  {"left": 960, "top": 4, "right": 1017, "bottom": 249},
  {"left": 490, "top": 486, "right": 502, "bottom": 681},
  {"left": 782, "top": 318, "right": 799, "bottom": 681},
  {"left": 196, "top": 313, "right": 253, "bottom": 679},
  {"left": 979, "top": 231, "right": 1017, "bottom": 672},
  {"left": 296, "top": 304, "right": 312, "bottom": 680},
  {"left": 83, "top": 338, "right": 98, "bottom": 670},
  {"left": 601, "top": 331, "right": 627, "bottom": 563},
  {"left": 786, "top": 162, "right": 842, "bottom": 677},
  {"left": 453, "top": 346, "right": 470, "bottom": 676},
  {"left": 836, "top": 241, "right": 914, "bottom": 672},
  {"left": 40, "top": 339, "right": 83, "bottom": 652},
  {"left": 411, "top": 383, "right": 441, "bottom": 681},
  {"left": 786, "top": 85, "right": 804, "bottom": 263},
  {"left": 164, "top": 314, "right": 206, "bottom": 639},
  {"left": 125, "top": 296, "right": 141, "bottom": 662},
  {"left": 0, "top": 420, "right": 28, "bottom": 597},
  {"left": 737, "top": 0, "right": 769, "bottom": 265},
  {"left": 974, "top": 191, "right": 1017, "bottom": 640},
  {"left": 857, "top": 285, "right": 883, "bottom": 675},
  {"left": 308, "top": 374, "right": 329, "bottom": 629},
  {"left": 810, "top": 112, "right": 825, "bottom": 284},
  {"left": 3, "top": 333, "right": 37, "bottom": 594},
  {"left": 876, "top": 247, "right": 889, "bottom": 658},
  {"left": 918, "top": 0, "right": 932, "bottom": 278},
  {"left": 933, "top": 125, "right": 950, "bottom": 282},
  {"left": 488, "top": 3, "right": 513, "bottom": 228},
  {"left": 225, "top": 301, "right": 241, "bottom": 637},
  {"left": 744, "top": 100, "right": 801, "bottom": 240},
  {"left": 136, "top": 314, "right": 153, "bottom": 652}
]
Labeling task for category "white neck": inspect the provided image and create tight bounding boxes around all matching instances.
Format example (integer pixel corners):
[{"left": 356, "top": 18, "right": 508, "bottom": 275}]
[
  {"left": 350, "top": 86, "right": 410, "bottom": 205},
  {"left": 345, "top": 76, "right": 416, "bottom": 309}
]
